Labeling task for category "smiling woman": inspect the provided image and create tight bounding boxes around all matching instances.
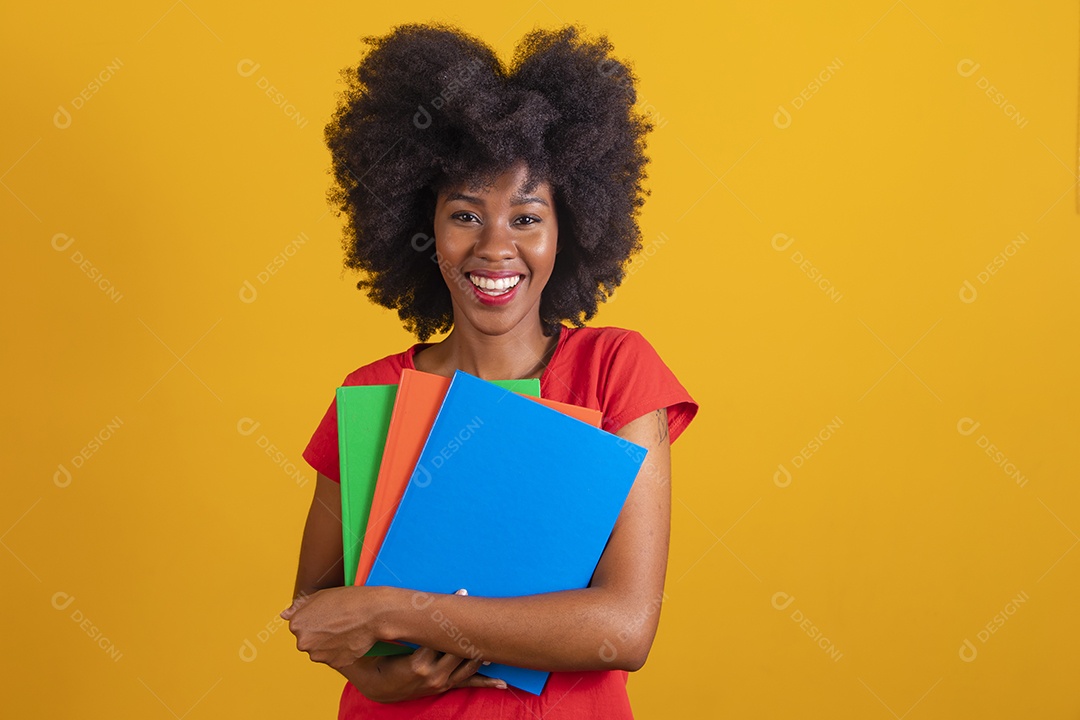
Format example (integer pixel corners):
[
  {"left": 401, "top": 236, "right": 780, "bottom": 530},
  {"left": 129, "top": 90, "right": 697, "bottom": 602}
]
[{"left": 283, "top": 21, "right": 699, "bottom": 719}]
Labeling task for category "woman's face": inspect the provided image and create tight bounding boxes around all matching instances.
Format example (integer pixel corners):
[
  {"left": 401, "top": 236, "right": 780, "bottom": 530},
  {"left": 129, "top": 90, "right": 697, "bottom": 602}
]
[{"left": 433, "top": 161, "right": 559, "bottom": 337}]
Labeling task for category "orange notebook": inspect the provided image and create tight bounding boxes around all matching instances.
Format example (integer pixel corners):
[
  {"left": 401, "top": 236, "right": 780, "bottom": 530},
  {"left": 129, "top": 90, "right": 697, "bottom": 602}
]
[{"left": 354, "top": 368, "right": 602, "bottom": 587}]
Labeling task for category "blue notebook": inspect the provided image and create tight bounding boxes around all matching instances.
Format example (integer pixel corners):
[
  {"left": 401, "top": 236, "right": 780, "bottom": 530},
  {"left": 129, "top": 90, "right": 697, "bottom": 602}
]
[{"left": 365, "top": 369, "right": 647, "bottom": 694}]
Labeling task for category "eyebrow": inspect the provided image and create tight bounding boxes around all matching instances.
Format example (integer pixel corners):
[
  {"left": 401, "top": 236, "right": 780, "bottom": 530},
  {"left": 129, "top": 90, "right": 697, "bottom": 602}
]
[{"left": 444, "top": 192, "right": 550, "bottom": 208}]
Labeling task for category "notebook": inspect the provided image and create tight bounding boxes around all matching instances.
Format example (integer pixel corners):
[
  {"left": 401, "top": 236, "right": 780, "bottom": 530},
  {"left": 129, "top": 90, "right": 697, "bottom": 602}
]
[
  {"left": 354, "top": 370, "right": 542, "bottom": 588},
  {"left": 339, "top": 371, "right": 539, "bottom": 657},
  {"left": 365, "top": 369, "right": 646, "bottom": 694}
]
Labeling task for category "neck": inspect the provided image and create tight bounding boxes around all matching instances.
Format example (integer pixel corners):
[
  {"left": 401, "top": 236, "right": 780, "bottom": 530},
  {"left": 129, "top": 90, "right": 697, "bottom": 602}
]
[{"left": 437, "top": 317, "right": 560, "bottom": 381}]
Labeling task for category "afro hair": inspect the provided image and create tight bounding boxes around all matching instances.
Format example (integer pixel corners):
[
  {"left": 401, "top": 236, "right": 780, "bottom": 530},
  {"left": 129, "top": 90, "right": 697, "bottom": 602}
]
[{"left": 324, "top": 22, "right": 654, "bottom": 341}]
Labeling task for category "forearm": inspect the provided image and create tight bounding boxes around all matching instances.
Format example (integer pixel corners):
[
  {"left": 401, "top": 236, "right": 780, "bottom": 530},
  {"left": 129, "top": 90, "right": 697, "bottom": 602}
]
[
  {"left": 334, "top": 656, "right": 373, "bottom": 690},
  {"left": 372, "top": 584, "right": 656, "bottom": 672}
]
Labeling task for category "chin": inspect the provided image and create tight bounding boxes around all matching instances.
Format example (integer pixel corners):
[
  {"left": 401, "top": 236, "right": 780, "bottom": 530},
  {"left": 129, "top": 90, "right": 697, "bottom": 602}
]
[
  {"left": 453, "top": 300, "right": 531, "bottom": 336},
  {"left": 467, "top": 314, "right": 523, "bottom": 337}
]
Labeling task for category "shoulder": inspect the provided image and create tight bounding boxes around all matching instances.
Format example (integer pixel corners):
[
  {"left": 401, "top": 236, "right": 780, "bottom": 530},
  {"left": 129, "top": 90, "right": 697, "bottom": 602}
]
[
  {"left": 339, "top": 344, "right": 420, "bottom": 386},
  {"left": 561, "top": 325, "right": 663, "bottom": 367},
  {"left": 562, "top": 324, "right": 641, "bottom": 354},
  {"left": 561, "top": 325, "right": 698, "bottom": 443}
]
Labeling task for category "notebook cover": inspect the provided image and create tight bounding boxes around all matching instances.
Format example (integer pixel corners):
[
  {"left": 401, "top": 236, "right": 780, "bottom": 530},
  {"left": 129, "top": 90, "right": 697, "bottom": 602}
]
[
  {"left": 336, "top": 384, "right": 396, "bottom": 587},
  {"left": 365, "top": 370, "right": 645, "bottom": 694},
  {"left": 336, "top": 384, "right": 414, "bottom": 656}
]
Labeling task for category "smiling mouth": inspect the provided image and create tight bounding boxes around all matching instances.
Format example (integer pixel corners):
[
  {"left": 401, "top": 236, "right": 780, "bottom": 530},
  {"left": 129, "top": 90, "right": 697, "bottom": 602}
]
[{"left": 467, "top": 273, "right": 524, "bottom": 296}]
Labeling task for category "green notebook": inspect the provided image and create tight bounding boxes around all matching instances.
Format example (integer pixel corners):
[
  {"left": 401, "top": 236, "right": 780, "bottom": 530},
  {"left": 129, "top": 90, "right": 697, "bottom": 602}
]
[{"left": 336, "top": 376, "right": 541, "bottom": 656}]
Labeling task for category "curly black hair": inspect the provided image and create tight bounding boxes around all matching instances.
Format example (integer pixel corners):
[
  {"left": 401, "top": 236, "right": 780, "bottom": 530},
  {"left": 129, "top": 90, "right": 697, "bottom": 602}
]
[{"left": 324, "top": 22, "right": 653, "bottom": 341}]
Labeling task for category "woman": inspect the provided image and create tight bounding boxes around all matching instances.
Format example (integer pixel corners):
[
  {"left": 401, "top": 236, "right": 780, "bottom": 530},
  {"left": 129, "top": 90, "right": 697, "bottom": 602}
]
[{"left": 282, "top": 22, "right": 699, "bottom": 718}]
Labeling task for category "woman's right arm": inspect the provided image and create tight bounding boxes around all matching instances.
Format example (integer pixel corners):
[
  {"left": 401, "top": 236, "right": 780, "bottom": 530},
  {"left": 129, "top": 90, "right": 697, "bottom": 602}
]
[{"left": 290, "top": 473, "right": 506, "bottom": 701}]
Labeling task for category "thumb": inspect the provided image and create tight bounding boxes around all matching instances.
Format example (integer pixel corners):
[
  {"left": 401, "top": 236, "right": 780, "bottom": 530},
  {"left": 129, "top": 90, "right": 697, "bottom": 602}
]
[{"left": 454, "top": 588, "right": 468, "bottom": 596}]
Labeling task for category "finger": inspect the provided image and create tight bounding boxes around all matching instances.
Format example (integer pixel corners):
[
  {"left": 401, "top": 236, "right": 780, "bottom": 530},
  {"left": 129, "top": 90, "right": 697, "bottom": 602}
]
[
  {"left": 455, "top": 588, "right": 468, "bottom": 596},
  {"left": 409, "top": 645, "right": 440, "bottom": 665},
  {"left": 445, "top": 655, "right": 485, "bottom": 685},
  {"left": 429, "top": 648, "right": 470, "bottom": 671},
  {"left": 453, "top": 673, "right": 508, "bottom": 691},
  {"left": 410, "top": 645, "right": 462, "bottom": 672}
]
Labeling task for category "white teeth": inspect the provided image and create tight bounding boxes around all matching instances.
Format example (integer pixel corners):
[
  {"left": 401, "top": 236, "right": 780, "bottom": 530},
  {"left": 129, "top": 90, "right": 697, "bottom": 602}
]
[{"left": 469, "top": 274, "right": 521, "bottom": 294}]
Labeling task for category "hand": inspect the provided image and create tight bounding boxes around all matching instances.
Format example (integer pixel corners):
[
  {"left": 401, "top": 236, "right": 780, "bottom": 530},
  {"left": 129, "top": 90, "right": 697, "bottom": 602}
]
[
  {"left": 281, "top": 585, "right": 381, "bottom": 669},
  {"left": 344, "top": 645, "right": 508, "bottom": 703}
]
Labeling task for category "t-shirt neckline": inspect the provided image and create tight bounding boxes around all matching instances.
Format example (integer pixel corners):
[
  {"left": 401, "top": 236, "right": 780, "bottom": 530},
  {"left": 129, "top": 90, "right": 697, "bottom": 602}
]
[{"left": 405, "top": 324, "right": 568, "bottom": 387}]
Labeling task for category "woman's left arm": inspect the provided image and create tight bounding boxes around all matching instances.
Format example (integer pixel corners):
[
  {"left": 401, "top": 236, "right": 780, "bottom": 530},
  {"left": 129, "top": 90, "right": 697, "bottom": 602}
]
[{"left": 284, "top": 407, "right": 671, "bottom": 673}]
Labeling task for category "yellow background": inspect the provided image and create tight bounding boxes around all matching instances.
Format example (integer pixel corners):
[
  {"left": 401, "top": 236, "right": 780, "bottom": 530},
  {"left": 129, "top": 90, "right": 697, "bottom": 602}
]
[{"left": 3, "top": 1, "right": 1078, "bottom": 717}]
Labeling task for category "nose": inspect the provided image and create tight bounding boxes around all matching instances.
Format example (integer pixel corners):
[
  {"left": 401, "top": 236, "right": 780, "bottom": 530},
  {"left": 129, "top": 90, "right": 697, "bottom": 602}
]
[{"left": 474, "top": 221, "right": 516, "bottom": 261}]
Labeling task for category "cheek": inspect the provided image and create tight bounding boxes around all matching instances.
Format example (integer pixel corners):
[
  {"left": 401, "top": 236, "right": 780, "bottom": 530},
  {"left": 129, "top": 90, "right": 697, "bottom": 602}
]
[
  {"left": 534, "top": 236, "right": 559, "bottom": 276},
  {"left": 433, "top": 232, "right": 467, "bottom": 268},
  {"left": 432, "top": 235, "right": 470, "bottom": 290}
]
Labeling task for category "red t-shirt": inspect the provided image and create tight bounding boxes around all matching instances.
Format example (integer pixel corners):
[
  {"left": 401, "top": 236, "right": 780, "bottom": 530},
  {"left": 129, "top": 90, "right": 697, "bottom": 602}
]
[{"left": 301, "top": 324, "right": 699, "bottom": 719}]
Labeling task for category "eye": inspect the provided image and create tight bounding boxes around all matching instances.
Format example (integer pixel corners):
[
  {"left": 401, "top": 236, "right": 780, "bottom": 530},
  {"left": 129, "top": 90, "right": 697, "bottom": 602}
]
[
  {"left": 515, "top": 215, "right": 542, "bottom": 225},
  {"left": 451, "top": 211, "right": 480, "bottom": 223}
]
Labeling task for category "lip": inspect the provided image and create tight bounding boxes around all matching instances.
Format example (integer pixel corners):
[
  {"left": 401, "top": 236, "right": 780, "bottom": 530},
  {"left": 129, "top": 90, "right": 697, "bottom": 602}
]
[
  {"left": 467, "top": 272, "right": 524, "bottom": 307},
  {"left": 466, "top": 269, "right": 524, "bottom": 279}
]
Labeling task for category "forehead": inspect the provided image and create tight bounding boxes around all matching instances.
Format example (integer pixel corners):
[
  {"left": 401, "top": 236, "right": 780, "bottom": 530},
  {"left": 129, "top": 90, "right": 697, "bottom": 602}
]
[{"left": 437, "top": 163, "right": 550, "bottom": 198}]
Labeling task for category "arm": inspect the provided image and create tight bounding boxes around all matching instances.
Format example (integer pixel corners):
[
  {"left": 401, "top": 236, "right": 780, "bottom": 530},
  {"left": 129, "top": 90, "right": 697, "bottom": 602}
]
[
  {"left": 289, "top": 473, "right": 505, "bottom": 700},
  {"left": 292, "top": 471, "right": 346, "bottom": 600},
  {"left": 285, "top": 407, "right": 672, "bottom": 673}
]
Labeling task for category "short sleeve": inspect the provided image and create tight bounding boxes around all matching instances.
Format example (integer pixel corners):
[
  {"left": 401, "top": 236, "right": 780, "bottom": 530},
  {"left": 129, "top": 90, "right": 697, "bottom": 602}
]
[
  {"left": 600, "top": 330, "right": 698, "bottom": 444},
  {"left": 302, "top": 389, "right": 344, "bottom": 482}
]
